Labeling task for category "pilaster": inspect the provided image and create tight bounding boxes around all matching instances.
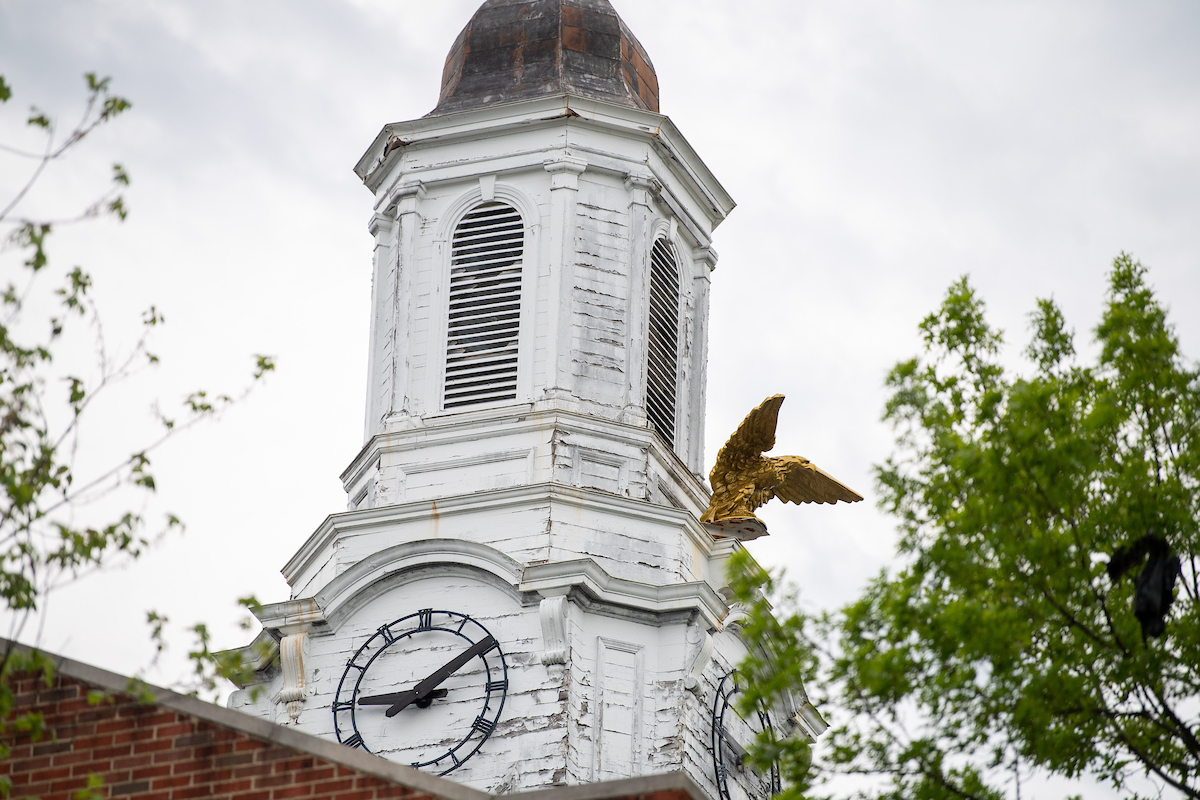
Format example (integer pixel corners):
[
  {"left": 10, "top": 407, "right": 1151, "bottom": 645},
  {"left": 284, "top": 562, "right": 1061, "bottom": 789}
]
[
  {"left": 543, "top": 156, "right": 588, "bottom": 402},
  {"left": 622, "top": 172, "right": 656, "bottom": 427}
]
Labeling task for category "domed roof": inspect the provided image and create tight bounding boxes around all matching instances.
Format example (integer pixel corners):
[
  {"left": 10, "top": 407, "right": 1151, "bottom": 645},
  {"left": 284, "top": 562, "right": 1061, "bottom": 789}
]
[{"left": 433, "top": 0, "right": 659, "bottom": 116}]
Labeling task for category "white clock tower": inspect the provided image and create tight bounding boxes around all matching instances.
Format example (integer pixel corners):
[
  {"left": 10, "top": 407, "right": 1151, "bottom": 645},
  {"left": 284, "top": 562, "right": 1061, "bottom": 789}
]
[{"left": 229, "top": 1, "right": 825, "bottom": 797}]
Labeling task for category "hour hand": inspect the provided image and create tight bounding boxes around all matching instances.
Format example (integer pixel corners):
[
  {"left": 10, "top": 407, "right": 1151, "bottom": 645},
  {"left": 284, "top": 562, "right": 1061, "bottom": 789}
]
[{"left": 357, "top": 689, "right": 448, "bottom": 710}]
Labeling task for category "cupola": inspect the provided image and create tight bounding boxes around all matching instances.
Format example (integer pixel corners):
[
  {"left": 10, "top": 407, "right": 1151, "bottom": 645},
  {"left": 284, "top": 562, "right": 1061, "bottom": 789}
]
[{"left": 433, "top": 0, "right": 659, "bottom": 115}]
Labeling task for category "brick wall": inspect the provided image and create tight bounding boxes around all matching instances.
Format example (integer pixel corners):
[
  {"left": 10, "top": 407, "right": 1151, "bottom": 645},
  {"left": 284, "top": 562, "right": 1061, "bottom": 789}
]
[{"left": 1, "top": 670, "right": 442, "bottom": 800}]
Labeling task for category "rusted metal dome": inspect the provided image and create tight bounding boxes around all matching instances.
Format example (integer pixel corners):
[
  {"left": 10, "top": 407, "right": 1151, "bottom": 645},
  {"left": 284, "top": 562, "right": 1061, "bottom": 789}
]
[{"left": 433, "top": 0, "right": 659, "bottom": 116}]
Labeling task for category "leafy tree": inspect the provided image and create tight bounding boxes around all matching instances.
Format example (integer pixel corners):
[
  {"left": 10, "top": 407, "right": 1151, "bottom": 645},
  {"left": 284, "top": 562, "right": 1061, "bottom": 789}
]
[
  {"left": 0, "top": 72, "right": 274, "bottom": 791},
  {"left": 734, "top": 256, "right": 1199, "bottom": 800}
]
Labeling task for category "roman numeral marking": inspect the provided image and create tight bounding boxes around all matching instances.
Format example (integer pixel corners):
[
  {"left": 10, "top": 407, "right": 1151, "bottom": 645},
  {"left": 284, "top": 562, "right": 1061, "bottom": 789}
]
[
  {"left": 333, "top": 700, "right": 353, "bottom": 713},
  {"left": 377, "top": 624, "right": 395, "bottom": 644},
  {"left": 486, "top": 680, "right": 508, "bottom": 693},
  {"left": 418, "top": 609, "right": 434, "bottom": 630},
  {"left": 472, "top": 716, "right": 496, "bottom": 736},
  {"left": 343, "top": 732, "right": 364, "bottom": 749}
]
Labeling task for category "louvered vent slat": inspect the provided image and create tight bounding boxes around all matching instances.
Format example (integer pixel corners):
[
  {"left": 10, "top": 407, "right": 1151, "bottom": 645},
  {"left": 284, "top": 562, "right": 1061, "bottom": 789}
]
[
  {"left": 444, "top": 202, "right": 524, "bottom": 409},
  {"left": 647, "top": 239, "right": 680, "bottom": 446}
]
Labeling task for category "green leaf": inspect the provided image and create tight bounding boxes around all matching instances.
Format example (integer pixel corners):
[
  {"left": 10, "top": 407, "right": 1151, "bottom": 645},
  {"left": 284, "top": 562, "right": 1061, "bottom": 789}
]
[{"left": 253, "top": 354, "right": 276, "bottom": 379}]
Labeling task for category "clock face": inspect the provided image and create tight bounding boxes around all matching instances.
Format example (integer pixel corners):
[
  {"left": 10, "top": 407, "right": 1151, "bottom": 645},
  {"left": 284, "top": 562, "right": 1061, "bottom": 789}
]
[
  {"left": 712, "top": 671, "right": 780, "bottom": 800},
  {"left": 333, "top": 608, "right": 508, "bottom": 775}
]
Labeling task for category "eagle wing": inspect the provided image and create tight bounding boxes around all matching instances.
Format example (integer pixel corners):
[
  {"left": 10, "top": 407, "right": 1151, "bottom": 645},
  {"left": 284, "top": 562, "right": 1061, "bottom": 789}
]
[
  {"left": 769, "top": 455, "right": 863, "bottom": 506},
  {"left": 710, "top": 395, "right": 786, "bottom": 481}
]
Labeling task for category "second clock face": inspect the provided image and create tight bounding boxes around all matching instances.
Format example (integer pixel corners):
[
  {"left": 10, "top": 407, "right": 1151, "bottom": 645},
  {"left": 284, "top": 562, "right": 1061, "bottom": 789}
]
[
  {"left": 333, "top": 609, "right": 508, "bottom": 775},
  {"left": 712, "top": 671, "right": 780, "bottom": 800}
]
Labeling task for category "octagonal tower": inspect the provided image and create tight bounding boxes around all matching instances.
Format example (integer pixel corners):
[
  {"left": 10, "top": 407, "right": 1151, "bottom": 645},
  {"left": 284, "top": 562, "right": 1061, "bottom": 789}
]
[{"left": 229, "top": 2, "right": 825, "bottom": 797}]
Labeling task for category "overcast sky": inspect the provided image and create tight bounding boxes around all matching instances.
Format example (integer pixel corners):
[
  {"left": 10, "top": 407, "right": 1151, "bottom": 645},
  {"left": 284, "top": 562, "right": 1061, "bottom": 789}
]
[{"left": 2, "top": 1, "right": 1198, "bottom": 795}]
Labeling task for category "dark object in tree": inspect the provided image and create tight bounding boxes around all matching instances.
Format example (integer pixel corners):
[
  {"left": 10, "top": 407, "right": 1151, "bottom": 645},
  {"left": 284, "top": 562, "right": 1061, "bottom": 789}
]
[{"left": 1107, "top": 533, "right": 1182, "bottom": 640}]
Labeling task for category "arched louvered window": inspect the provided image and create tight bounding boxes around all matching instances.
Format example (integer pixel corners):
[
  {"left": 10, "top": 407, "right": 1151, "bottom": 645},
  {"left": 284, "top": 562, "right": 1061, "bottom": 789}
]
[
  {"left": 647, "top": 238, "right": 680, "bottom": 446},
  {"left": 443, "top": 201, "right": 525, "bottom": 409}
]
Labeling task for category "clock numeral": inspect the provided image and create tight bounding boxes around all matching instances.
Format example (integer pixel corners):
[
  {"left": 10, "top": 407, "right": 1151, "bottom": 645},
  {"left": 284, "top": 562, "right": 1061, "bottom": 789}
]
[
  {"left": 377, "top": 624, "right": 395, "bottom": 645},
  {"left": 333, "top": 700, "right": 353, "bottom": 713},
  {"left": 486, "top": 679, "right": 508, "bottom": 693},
  {"left": 450, "top": 751, "right": 461, "bottom": 767},
  {"left": 346, "top": 662, "right": 367, "bottom": 672},
  {"left": 342, "top": 732, "right": 364, "bottom": 749},
  {"left": 472, "top": 716, "right": 496, "bottom": 736},
  {"left": 418, "top": 609, "right": 434, "bottom": 630}
]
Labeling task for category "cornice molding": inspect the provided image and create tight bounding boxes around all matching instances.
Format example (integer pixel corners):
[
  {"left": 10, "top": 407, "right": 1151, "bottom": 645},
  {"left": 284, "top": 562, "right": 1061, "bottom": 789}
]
[
  {"left": 283, "top": 482, "right": 716, "bottom": 594},
  {"left": 354, "top": 95, "right": 734, "bottom": 230},
  {"left": 269, "top": 543, "right": 727, "bottom": 638}
]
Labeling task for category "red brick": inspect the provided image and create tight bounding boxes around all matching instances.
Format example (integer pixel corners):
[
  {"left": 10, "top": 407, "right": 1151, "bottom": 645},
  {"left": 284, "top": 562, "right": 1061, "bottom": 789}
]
[
  {"left": 314, "top": 778, "right": 356, "bottom": 793},
  {"left": 113, "top": 753, "right": 154, "bottom": 770},
  {"left": 332, "top": 791, "right": 374, "bottom": 800},
  {"left": 131, "top": 763, "right": 173, "bottom": 781},
  {"left": 172, "top": 757, "right": 217, "bottom": 775},
  {"left": 234, "top": 763, "right": 274, "bottom": 779},
  {"left": 110, "top": 779, "right": 151, "bottom": 796},
  {"left": 150, "top": 773, "right": 192, "bottom": 790},
  {"left": 295, "top": 766, "right": 336, "bottom": 783},
  {"left": 216, "top": 752, "right": 256, "bottom": 768},
  {"left": 153, "top": 746, "right": 195, "bottom": 763},
  {"left": 274, "top": 755, "right": 316, "bottom": 773},
  {"left": 133, "top": 738, "right": 173, "bottom": 754},
  {"left": 31, "top": 740, "right": 73, "bottom": 757},
  {"left": 257, "top": 745, "right": 295, "bottom": 763},
  {"left": 254, "top": 773, "right": 295, "bottom": 789},
  {"left": 31, "top": 766, "right": 73, "bottom": 782},
  {"left": 273, "top": 785, "right": 317, "bottom": 799},
  {"left": 95, "top": 743, "right": 133, "bottom": 760},
  {"left": 51, "top": 749, "right": 96, "bottom": 767},
  {"left": 155, "top": 722, "right": 194, "bottom": 738},
  {"left": 12, "top": 755, "right": 53, "bottom": 772},
  {"left": 214, "top": 778, "right": 254, "bottom": 793}
]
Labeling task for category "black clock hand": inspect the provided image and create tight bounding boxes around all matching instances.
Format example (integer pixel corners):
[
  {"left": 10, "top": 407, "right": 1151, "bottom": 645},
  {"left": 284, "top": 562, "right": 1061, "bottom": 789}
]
[
  {"left": 357, "top": 688, "right": 447, "bottom": 708},
  {"left": 385, "top": 634, "right": 497, "bottom": 718}
]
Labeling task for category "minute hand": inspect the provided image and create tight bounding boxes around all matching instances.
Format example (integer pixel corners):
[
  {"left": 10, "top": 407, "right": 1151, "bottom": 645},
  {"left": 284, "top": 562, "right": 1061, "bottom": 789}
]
[{"left": 386, "top": 635, "right": 497, "bottom": 718}]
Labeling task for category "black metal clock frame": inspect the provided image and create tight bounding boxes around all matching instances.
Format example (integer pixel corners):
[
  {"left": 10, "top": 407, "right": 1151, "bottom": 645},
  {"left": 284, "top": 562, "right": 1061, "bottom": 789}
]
[
  {"left": 711, "top": 670, "right": 781, "bottom": 800},
  {"left": 333, "top": 608, "right": 508, "bottom": 776}
]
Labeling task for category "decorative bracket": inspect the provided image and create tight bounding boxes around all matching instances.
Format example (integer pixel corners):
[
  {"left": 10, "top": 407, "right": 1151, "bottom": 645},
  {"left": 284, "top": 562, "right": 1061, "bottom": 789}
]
[
  {"left": 684, "top": 621, "right": 714, "bottom": 696},
  {"left": 278, "top": 631, "right": 310, "bottom": 723},
  {"left": 544, "top": 156, "right": 588, "bottom": 191},
  {"left": 539, "top": 596, "right": 569, "bottom": 680}
]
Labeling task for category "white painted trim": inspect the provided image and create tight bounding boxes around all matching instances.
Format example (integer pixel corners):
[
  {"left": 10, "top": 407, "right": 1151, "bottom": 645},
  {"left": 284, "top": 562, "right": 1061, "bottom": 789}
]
[
  {"left": 355, "top": 95, "right": 734, "bottom": 229},
  {"left": 285, "top": 482, "right": 716, "bottom": 591},
  {"left": 520, "top": 558, "right": 726, "bottom": 630},
  {"left": 340, "top": 407, "right": 711, "bottom": 509}
]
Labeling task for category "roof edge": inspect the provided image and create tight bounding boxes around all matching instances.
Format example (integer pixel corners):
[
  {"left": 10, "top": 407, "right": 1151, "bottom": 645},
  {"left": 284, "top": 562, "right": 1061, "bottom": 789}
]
[{"left": 508, "top": 772, "right": 709, "bottom": 800}]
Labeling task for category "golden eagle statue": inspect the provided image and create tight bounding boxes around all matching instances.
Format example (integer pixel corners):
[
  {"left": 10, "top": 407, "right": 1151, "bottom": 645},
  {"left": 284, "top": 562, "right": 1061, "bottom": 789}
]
[{"left": 701, "top": 394, "right": 862, "bottom": 539}]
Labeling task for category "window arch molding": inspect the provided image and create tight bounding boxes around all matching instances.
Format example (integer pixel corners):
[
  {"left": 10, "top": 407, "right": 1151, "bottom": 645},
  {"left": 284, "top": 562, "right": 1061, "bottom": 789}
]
[
  {"left": 644, "top": 224, "right": 688, "bottom": 450},
  {"left": 433, "top": 182, "right": 540, "bottom": 412}
]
